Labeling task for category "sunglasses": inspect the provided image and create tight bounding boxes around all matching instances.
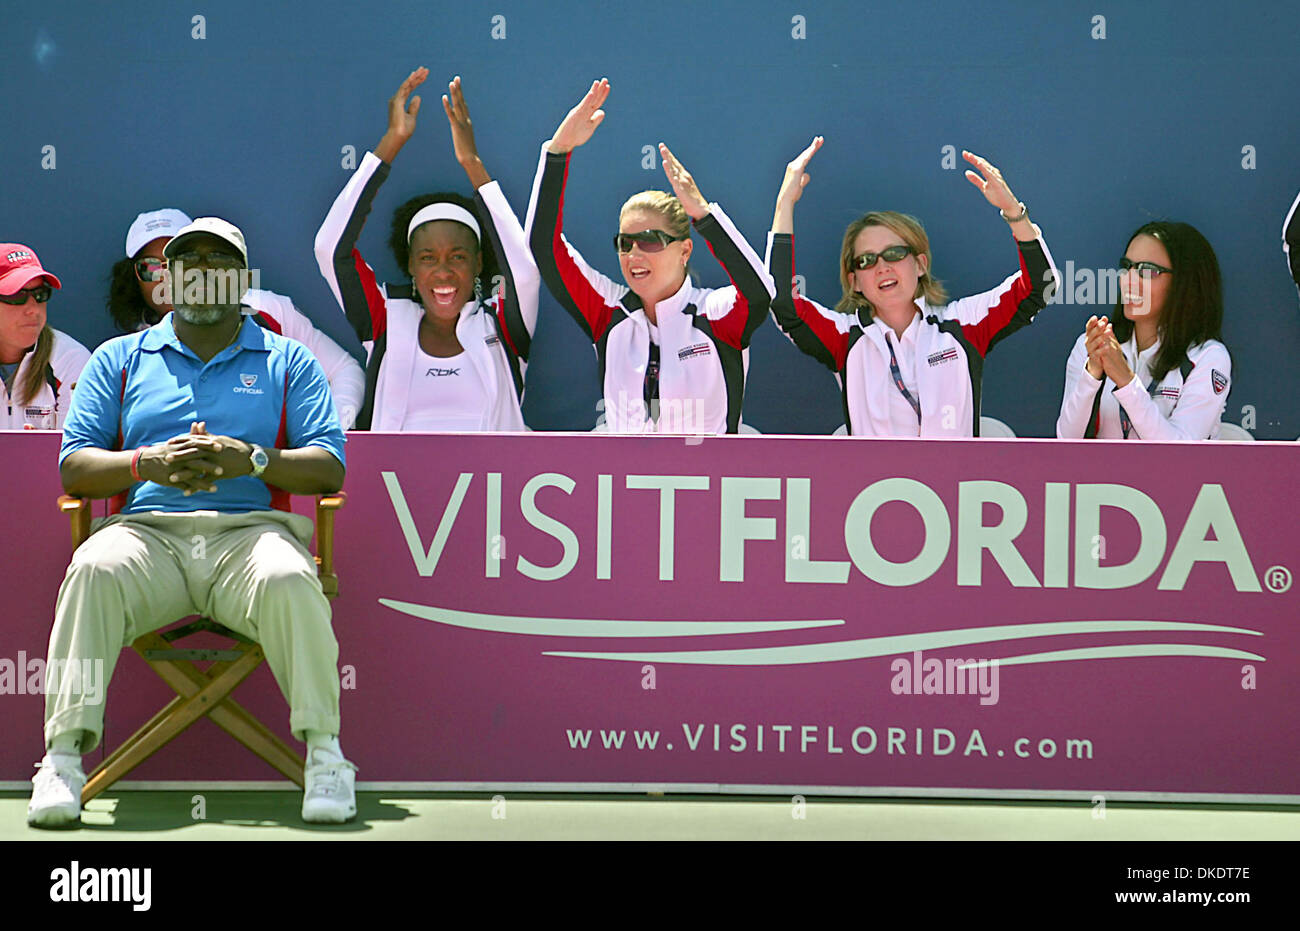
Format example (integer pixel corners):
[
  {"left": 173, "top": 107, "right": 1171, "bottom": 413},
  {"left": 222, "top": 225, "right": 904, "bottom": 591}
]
[
  {"left": 170, "top": 250, "right": 244, "bottom": 270},
  {"left": 850, "top": 244, "right": 914, "bottom": 270},
  {"left": 614, "top": 229, "right": 688, "bottom": 254},
  {"left": 134, "top": 257, "right": 167, "bottom": 282},
  {"left": 0, "top": 284, "right": 53, "bottom": 305},
  {"left": 1118, "top": 257, "right": 1173, "bottom": 278}
]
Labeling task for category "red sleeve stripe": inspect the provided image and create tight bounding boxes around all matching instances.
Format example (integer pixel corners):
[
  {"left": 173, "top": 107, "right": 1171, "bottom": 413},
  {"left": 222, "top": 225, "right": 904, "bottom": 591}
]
[
  {"left": 960, "top": 248, "right": 1031, "bottom": 358},
  {"left": 353, "top": 249, "right": 388, "bottom": 341}
]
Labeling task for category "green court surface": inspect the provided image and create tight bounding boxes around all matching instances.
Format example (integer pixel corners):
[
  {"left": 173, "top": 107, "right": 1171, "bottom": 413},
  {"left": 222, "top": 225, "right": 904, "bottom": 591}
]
[{"left": 4, "top": 791, "right": 1297, "bottom": 840}]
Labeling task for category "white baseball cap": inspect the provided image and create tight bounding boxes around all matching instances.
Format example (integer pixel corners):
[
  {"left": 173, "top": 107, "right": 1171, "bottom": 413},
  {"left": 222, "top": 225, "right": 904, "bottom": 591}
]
[
  {"left": 163, "top": 217, "right": 249, "bottom": 267},
  {"left": 125, "top": 208, "right": 193, "bottom": 258}
]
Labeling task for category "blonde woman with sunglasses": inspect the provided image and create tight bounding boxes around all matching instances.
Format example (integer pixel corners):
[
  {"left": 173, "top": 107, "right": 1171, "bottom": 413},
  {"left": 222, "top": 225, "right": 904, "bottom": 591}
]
[
  {"left": 527, "top": 79, "right": 775, "bottom": 434},
  {"left": 766, "top": 137, "right": 1058, "bottom": 437}
]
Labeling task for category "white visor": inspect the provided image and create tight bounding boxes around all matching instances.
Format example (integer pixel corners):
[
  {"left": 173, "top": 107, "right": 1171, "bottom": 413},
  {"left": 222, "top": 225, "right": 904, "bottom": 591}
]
[{"left": 407, "top": 203, "right": 481, "bottom": 244}]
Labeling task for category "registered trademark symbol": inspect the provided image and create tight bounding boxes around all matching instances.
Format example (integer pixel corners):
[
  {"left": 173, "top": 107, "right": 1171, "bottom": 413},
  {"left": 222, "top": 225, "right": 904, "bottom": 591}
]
[{"left": 1264, "top": 566, "right": 1291, "bottom": 593}]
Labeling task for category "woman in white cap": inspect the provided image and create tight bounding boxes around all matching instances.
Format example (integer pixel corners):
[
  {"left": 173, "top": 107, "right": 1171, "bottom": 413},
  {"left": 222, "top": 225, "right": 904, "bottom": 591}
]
[
  {"left": 314, "top": 68, "right": 539, "bottom": 432},
  {"left": 0, "top": 244, "right": 91, "bottom": 430},
  {"left": 528, "top": 79, "right": 775, "bottom": 434},
  {"left": 108, "top": 208, "right": 366, "bottom": 429}
]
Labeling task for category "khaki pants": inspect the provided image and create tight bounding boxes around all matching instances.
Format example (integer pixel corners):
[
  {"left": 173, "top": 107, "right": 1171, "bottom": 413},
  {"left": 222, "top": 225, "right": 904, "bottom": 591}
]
[{"left": 44, "top": 509, "right": 340, "bottom": 753}]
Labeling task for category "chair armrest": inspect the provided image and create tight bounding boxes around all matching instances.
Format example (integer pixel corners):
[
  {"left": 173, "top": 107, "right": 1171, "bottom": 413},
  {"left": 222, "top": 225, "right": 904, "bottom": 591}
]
[
  {"left": 314, "top": 493, "right": 346, "bottom": 597},
  {"left": 57, "top": 495, "right": 92, "bottom": 552}
]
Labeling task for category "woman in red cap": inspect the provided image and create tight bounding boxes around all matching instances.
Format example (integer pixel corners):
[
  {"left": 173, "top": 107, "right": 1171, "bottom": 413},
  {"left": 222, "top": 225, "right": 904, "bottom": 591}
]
[{"left": 0, "top": 245, "right": 90, "bottom": 430}]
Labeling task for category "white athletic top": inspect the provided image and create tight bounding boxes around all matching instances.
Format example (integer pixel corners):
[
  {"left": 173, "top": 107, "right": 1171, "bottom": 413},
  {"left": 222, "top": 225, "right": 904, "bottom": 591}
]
[
  {"left": 1056, "top": 332, "right": 1232, "bottom": 440},
  {"left": 400, "top": 348, "right": 488, "bottom": 432},
  {"left": 864, "top": 314, "right": 924, "bottom": 436},
  {"left": 0, "top": 328, "right": 91, "bottom": 430}
]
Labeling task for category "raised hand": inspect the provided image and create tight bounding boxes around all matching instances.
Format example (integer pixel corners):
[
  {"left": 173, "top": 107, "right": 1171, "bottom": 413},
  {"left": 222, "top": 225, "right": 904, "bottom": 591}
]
[
  {"left": 1085, "top": 316, "right": 1134, "bottom": 387},
  {"left": 778, "top": 136, "right": 823, "bottom": 207},
  {"left": 548, "top": 79, "right": 610, "bottom": 154},
  {"left": 659, "top": 143, "right": 709, "bottom": 220},
  {"left": 962, "top": 150, "right": 1023, "bottom": 215},
  {"left": 376, "top": 67, "right": 429, "bottom": 163},
  {"left": 773, "top": 135, "right": 823, "bottom": 233},
  {"left": 443, "top": 75, "right": 490, "bottom": 188}
]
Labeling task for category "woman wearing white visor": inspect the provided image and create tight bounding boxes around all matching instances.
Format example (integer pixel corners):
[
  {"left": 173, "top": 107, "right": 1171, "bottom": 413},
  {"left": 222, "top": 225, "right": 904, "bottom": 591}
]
[{"left": 315, "top": 68, "right": 539, "bottom": 432}]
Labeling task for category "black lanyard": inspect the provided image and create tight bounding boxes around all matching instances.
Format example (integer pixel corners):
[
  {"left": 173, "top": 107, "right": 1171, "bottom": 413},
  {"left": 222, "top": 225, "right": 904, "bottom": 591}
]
[
  {"left": 884, "top": 333, "right": 921, "bottom": 424},
  {"left": 643, "top": 342, "right": 660, "bottom": 408},
  {"left": 1117, "top": 377, "right": 1165, "bottom": 439}
]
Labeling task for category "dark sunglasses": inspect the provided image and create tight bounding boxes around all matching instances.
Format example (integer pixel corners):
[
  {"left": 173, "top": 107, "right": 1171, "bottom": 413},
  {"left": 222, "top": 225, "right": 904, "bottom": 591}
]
[
  {"left": 1118, "top": 257, "right": 1172, "bottom": 278},
  {"left": 851, "top": 244, "right": 914, "bottom": 270},
  {"left": 170, "top": 250, "right": 244, "bottom": 270},
  {"left": 0, "top": 284, "right": 53, "bottom": 305},
  {"left": 134, "top": 257, "right": 167, "bottom": 282},
  {"left": 614, "top": 229, "right": 688, "bottom": 254}
]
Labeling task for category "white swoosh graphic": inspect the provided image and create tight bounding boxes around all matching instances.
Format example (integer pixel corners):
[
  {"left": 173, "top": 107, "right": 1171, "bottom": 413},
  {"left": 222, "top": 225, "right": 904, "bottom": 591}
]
[
  {"left": 540, "top": 620, "right": 1261, "bottom": 664},
  {"left": 379, "top": 599, "right": 844, "bottom": 637},
  {"left": 954, "top": 644, "right": 1265, "bottom": 666}
]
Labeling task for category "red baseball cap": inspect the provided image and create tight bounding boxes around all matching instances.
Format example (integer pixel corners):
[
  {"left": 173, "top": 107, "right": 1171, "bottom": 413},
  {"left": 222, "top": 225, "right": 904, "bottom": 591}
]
[{"left": 0, "top": 244, "right": 62, "bottom": 295}]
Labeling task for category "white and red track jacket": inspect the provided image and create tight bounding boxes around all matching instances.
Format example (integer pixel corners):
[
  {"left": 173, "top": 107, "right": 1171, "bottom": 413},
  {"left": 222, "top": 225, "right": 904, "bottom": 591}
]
[
  {"left": 1285, "top": 188, "right": 1300, "bottom": 301},
  {"left": 1056, "top": 333, "right": 1231, "bottom": 440},
  {"left": 241, "top": 289, "right": 364, "bottom": 430},
  {"left": 526, "top": 144, "right": 775, "bottom": 434},
  {"left": 0, "top": 328, "right": 90, "bottom": 430},
  {"left": 765, "top": 231, "right": 1058, "bottom": 437},
  {"left": 314, "top": 150, "right": 539, "bottom": 432}
]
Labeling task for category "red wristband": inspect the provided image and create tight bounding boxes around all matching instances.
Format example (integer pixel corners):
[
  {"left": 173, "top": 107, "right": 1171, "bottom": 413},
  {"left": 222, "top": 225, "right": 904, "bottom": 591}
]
[{"left": 130, "top": 447, "right": 144, "bottom": 482}]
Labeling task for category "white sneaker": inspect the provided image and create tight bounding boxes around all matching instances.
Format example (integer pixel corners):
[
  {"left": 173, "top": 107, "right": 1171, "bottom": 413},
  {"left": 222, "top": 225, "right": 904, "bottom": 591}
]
[
  {"left": 27, "top": 754, "right": 85, "bottom": 828},
  {"left": 301, "top": 749, "right": 357, "bottom": 823}
]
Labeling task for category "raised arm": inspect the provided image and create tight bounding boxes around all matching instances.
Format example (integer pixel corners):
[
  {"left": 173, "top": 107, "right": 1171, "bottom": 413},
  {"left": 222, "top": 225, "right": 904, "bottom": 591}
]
[
  {"left": 314, "top": 68, "right": 429, "bottom": 345},
  {"left": 443, "top": 75, "right": 540, "bottom": 354},
  {"left": 1285, "top": 188, "right": 1300, "bottom": 299},
  {"left": 526, "top": 80, "right": 627, "bottom": 343},
  {"left": 657, "top": 142, "right": 775, "bottom": 348},
  {"left": 763, "top": 137, "right": 849, "bottom": 370},
  {"left": 941, "top": 152, "right": 1058, "bottom": 356}
]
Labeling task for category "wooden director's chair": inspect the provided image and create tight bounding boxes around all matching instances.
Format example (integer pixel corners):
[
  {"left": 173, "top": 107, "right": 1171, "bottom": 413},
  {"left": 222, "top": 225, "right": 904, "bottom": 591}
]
[{"left": 56, "top": 493, "right": 345, "bottom": 804}]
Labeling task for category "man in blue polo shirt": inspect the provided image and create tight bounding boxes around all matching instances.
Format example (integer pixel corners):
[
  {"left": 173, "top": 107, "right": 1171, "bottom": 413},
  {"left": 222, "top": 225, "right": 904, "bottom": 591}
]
[{"left": 28, "top": 217, "right": 356, "bottom": 827}]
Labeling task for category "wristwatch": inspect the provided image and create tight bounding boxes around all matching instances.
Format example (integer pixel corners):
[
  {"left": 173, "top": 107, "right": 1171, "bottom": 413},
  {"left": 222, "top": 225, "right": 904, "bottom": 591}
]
[{"left": 248, "top": 444, "right": 269, "bottom": 478}]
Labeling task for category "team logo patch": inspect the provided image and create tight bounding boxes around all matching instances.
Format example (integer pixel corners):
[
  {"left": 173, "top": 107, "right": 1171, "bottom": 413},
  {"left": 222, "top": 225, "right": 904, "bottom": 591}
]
[
  {"left": 927, "top": 348, "right": 960, "bottom": 366},
  {"left": 1212, "top": 370, "right": 1228, "bottom": 395},
  {"left": 678, "top": 342, "right": 711, "bottom": 361},
  {"left": 240, "top": 373, "right": 258, "bottom": 388}
]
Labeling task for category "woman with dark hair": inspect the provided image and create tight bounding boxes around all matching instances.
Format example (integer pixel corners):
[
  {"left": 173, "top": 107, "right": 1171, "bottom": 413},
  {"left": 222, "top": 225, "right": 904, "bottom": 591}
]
[
  {"left": 315, "top": 68, "right": 538, "bottom": 432},
  {"left": 1, "top": 244, "right": 90, "bottom": 430},
  {"left": 109, "top": 208, "right": 365, "bottom": 428},
  {"left": 527, "top": 79, "right": 775, "bottom": 434},
  {"left": 1056, "top": 221, "right": 1231, "bottom": 440},
  {"left": 766, "top": 137, "right": 1058, "bottom": 437}
]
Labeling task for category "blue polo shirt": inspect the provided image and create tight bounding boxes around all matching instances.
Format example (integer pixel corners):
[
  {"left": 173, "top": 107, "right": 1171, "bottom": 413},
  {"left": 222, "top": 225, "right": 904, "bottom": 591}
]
[{"left": 60, "top": 313, "right": 346, "bottom": 514}]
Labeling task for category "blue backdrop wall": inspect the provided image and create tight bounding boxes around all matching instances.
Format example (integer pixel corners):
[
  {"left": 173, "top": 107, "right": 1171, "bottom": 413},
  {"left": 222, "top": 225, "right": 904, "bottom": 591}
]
[{"left": 6, "top": 0, "right": 1299, "bottom": 437}]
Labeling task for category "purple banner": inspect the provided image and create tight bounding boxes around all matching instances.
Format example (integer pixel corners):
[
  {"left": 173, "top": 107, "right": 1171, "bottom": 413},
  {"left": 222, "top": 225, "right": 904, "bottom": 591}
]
[{"left": 3, "top": 431, "right": 1298, "bottom": 801}]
